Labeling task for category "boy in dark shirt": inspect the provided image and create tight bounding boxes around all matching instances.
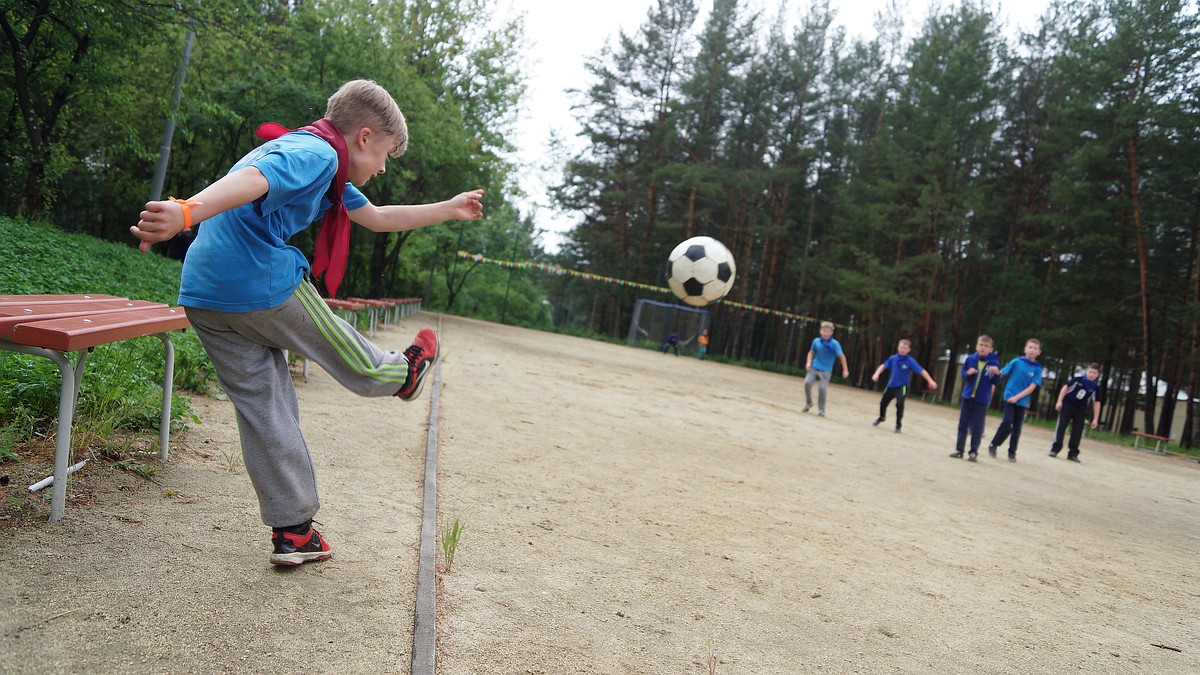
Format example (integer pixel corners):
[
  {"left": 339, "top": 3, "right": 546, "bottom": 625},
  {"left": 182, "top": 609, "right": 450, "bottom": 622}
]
[{"left": 1049, "top": 363, "right": 1102, "bottom": 463}]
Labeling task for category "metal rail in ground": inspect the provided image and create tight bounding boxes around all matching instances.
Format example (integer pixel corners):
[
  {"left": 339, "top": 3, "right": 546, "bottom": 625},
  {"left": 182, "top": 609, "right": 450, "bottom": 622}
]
[{"left": 411, "top": 315, "right": 442, "bottom": 675}]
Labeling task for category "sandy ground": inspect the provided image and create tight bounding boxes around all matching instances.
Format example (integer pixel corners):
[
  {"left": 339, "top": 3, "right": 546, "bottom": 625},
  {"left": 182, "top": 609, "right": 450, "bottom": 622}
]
[{"left": 1, "top": 312, "right": 1198, "bottom": 674}]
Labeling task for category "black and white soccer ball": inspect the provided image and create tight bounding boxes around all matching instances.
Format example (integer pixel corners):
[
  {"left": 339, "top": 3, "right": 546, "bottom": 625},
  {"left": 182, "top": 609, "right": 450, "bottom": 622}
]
[{"left": 666, "top": 236, "right": 736, "bottom": 307}]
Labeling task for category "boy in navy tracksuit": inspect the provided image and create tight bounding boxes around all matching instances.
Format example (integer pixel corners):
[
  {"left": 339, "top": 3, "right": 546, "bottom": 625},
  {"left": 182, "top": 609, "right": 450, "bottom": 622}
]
[
  {"left": 950, "top": 335, "right": 1002, "bottom": 461},
  {"left": 870, "top": 339, "right": 938, "bottom": 433},
  {"left": 988, "top": 338, "right": 1044, "bottom": 462},
  {"left": 1049, "top": 363, "right": 1102, "bottom": 462}
]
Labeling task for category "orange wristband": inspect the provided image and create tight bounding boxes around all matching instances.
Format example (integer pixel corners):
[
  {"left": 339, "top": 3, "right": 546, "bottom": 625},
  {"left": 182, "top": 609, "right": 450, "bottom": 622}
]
[{"left": 169, "top": 197, "right": 203, "bottom": 230}]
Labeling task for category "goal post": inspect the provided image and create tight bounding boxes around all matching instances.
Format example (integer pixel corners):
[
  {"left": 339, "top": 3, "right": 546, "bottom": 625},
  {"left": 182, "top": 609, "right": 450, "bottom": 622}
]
[{"left": 626, "top": 299, "right": 711, "bottom": 353}]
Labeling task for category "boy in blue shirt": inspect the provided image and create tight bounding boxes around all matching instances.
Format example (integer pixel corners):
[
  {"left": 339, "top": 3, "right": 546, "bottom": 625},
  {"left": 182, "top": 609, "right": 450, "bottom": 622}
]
[
  {"left": 804, "top": 321, "right": 850, "bottom": 417},
  {"left": 1049, "top": 363, "right": 1102, "bottom": 462},
  {"left": 132, "top": 79, "right": 484, "bottom": 566},
  {"left": 988, "top": 338, "right": 1044, "bottom": 462},
  {"left": 870, "top": 339, "right": 938, "bottom": 433},
  {"left": 950, "top": 335, "right": 1002, "bottom": 461}
]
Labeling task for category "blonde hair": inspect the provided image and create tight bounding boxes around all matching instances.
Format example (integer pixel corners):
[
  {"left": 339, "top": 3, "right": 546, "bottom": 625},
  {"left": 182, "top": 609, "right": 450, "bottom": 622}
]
[
  {"left": 976, "top": 334, "right": 994, "bottom": 346},
  {"left": 820, "top": 321, "right": 835, "bottom": 331},
  {"left": 325, "top": 79, "right": 408, "bottom": 157},
  {"left": 898, "top": 339, "right": 911, "bottom": 348}
]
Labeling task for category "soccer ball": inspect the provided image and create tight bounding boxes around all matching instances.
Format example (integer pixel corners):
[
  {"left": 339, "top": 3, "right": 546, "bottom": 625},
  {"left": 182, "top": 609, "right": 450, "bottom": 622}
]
[{"left": 666, "top": 236, "right": 736, "bottom": 307}]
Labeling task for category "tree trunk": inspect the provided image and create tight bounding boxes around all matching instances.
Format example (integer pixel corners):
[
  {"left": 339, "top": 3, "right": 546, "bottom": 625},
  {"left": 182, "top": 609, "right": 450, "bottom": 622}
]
[{"left": 1127, "top": 130, "right": 1156, "bottom": 434}]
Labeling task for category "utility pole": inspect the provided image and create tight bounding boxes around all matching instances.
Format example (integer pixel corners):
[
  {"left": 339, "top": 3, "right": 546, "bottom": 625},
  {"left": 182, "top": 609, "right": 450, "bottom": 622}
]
[{"left": 149, "top": 26, "right": 195, "bottom": 202}]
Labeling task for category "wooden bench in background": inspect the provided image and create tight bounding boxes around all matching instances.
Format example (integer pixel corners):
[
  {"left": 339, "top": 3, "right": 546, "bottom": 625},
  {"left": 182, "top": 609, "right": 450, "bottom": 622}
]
[
  {"left": 0, "top": 295, "right": 190, "bottom": 522},
  {"left": 1131, "top": 430, "right": 1170, "bottom": 454}
]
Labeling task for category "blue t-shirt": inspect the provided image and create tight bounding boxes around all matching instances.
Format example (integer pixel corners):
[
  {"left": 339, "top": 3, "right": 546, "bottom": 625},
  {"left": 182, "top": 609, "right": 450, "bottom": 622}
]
[
  {"left": 1062, "top": 375, "right": 1100, "bottom": 409},
  {"left": 179, "top": 132, "right": 370, "bottom": 311},
  {"left": 881, "top": 354, "right": 925, "bottom": 389},
  {"left": 960, "top": 352, "right": 1001, "bottom": 404},
  {"left": 1000, "top": 357, "right": 1044, "bottom": 408},
  {"left": 808, "top": 337, "right": 844, "bottom": 372}
]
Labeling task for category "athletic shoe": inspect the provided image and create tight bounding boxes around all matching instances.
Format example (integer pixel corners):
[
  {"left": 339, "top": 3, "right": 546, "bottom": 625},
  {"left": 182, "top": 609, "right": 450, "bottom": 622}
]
[
  {"left": 1068, "top": 456, "right": 1081, "bottom": 463},
  {"left": 803, "top": 404, "right": 812, "bottom": 413},
  {"left": 873, "top": 417, "right": 883, "bottom": 426},
  {"left": 1049, "top": 451, "right": 1058, "bottom": 458},
  {"left": 1008, "top": 453, "right": 1017, "bottom": 462},
  {"left": 270, "top": 524, "right": 332, "bottom": 566},
  {"left": 818, "top": 410, "right": 825, "bottom": 417},
  {"left": 395, "top": 328, "right": 439, "bottom": 401},
  {"left": 967, "top": 452, "right": 978, "bottom": 462},
  {"left": 988, "top": 444, "right": 997, "bottom": 458},
  {"left": 894, "top": 426, "right": 901, "bottom": 434},
  {"left": 949, "top": 451, "right": 964, "bottom": 459}
]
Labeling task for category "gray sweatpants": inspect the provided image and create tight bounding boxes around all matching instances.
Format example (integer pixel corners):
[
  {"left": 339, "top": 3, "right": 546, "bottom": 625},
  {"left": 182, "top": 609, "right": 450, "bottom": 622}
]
[
  {"left": 186, "top": 280, "right": 412, "bottom": 528},
  {"left": 804, "top": 369, "right": 832, "bottom": 411}
]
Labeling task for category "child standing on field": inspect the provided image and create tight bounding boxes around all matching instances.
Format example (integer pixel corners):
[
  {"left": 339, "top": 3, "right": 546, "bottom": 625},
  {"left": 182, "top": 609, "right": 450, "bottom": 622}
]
[
  {"left": 663, "top": 333, "right": 680, "bottom": 356},
  {"left": 697, "top": 329, "right": 709, "bottom": 360},
  {"left": 804, "top": 321, "right": 850, "bottom": 417},
  {"left": 870, "top": 339, "right": 938, "bottom": 433},
  {"left": 987, "top": 338, "right": 1044, "bottom": 462},
  {"left": 950, "top": 335, "right": 1002, "bottom": 462},
  {"left": 1049, "top": 363, "right": 1102, "bottom": 463},
  {"left": 131, "top": 79, "right": 484, "bottom": 566}
]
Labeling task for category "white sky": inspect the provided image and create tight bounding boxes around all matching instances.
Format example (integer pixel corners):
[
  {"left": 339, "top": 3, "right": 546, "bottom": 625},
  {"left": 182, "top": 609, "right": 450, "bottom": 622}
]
[{"left": 496, "top": 0, "right": 1052, "bottom": 252}]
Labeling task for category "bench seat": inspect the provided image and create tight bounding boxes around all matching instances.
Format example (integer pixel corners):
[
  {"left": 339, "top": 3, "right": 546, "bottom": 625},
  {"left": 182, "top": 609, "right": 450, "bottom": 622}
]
[
  {"left": 1131, "top": 431, "right": 1170, "bottom": 453},
  {"left": 0, "top": 300, "right": 167, "bottom": 338},
  {"left": 0, "top": 295, "right": 190, "bottom": 522}
]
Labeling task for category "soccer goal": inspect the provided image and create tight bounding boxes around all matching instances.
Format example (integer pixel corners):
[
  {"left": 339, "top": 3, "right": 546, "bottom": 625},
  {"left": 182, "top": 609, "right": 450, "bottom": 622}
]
[{"left": 626, "top": 299, "right": 711, "bottom": 353}]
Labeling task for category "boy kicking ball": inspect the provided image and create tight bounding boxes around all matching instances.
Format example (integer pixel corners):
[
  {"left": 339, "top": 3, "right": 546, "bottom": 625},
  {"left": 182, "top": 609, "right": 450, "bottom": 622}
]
[{"left": 132, "top": 79, "right": 483, "bottom": 566}]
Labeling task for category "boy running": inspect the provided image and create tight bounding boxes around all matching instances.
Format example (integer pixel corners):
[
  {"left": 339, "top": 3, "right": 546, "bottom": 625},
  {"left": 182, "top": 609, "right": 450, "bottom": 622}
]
[
  {"left": 870, "top": 339, "right": 938, "bottom": 433},
  {"left": 803, "top": 321, "right": 850, "bottom": 417}
]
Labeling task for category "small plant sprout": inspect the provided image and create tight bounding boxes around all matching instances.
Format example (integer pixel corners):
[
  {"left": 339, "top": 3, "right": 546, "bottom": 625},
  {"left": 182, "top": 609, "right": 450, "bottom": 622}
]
[
  {"left": 440, "top": 517, "right": 465, "bottom": 573},
  {"left": 220, "top": 449, "right": 244, "bottom": 474},
  {"left": 707, "top": 634, "right": 718, "bottom": 674}
]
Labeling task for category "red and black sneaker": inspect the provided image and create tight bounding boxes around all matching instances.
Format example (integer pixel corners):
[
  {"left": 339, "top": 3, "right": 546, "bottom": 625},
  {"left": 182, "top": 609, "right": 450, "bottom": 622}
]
[
  {"left": 395, "top": 327, "right": 439, "bottom": 401},
  {"left": 270, "top": 523, "right": 332, "bottom": 566}
]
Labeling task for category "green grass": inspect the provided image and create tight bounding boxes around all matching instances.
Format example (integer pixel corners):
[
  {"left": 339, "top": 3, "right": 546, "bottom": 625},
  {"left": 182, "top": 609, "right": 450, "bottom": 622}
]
[
  {"left": 440, "top": 516, "right": 465, "bottom": 573},
  {"left": 0, "top": 217, "right": 215, "bottom": 456}
]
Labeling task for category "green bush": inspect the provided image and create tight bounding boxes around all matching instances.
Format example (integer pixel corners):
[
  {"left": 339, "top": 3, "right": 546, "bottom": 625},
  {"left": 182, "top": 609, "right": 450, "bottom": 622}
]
[{"left": 0, "top": 217, "right": 213, "bottom": 445}]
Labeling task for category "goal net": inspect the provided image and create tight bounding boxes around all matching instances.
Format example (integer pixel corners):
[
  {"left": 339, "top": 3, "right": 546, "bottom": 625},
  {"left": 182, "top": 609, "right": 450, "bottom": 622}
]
[{"left": 626, "top": 299, "right": 711, "bottom": 353}]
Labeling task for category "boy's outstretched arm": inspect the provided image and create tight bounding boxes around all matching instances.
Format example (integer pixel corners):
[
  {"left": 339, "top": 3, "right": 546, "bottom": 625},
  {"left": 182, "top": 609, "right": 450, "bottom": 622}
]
[
  {"left": 870, "top": 364, "right": 886, "bottom": 382},
  {"left": 131, "top": 167, "right": 269, "bottom": 253},
  {"left": 922, "top": 370, "right": 938, "bottom": 390},
  {"left": 350, "top": 189, "right": 484, "bottom": 233}
]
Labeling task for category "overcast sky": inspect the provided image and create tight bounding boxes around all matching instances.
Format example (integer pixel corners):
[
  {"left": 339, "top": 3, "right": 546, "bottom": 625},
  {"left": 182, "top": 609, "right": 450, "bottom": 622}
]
[{"left": 495, "top": 0, "right": 1052, "bottom": 251}]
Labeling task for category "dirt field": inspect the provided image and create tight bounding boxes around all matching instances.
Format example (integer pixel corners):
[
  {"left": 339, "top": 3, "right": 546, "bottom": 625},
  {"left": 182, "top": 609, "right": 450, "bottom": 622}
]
[{"left": 2, "top": 312, "right": 1198, "bottom": 674}]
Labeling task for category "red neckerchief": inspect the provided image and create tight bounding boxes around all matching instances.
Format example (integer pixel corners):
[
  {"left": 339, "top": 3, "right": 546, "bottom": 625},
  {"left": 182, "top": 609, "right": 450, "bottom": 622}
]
[{"left": 255, "top": 118, "right": 350, "bottom": 298}]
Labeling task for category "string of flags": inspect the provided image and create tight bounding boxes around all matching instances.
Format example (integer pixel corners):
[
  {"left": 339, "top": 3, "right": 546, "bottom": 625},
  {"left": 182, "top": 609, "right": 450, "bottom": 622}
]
[{"left": 456, "top": 250, "right": 838, "bottom": 328}]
